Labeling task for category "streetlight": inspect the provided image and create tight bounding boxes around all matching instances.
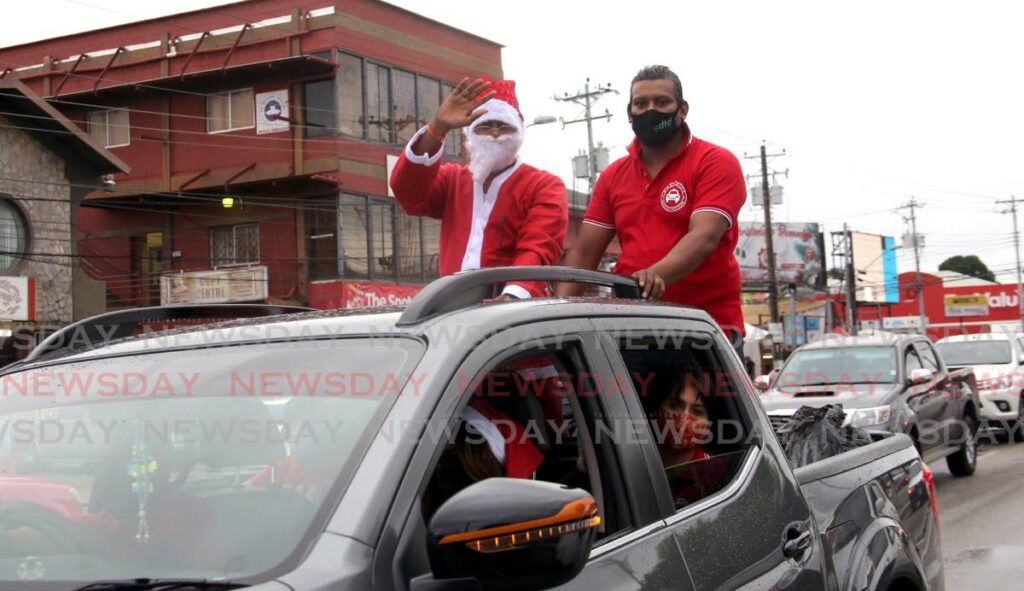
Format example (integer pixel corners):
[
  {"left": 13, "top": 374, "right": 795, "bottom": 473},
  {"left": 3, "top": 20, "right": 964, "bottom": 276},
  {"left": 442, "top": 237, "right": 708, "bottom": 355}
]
[{"left": 527, "top": 115, "right": 557, "bottom": 128}]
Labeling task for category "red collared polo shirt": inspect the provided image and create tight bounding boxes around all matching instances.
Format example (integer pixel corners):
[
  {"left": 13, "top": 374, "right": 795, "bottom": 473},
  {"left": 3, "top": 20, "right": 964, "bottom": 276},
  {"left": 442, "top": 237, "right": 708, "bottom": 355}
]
[{"left": 584, "top": 129, "right": 746, "bottom": 334}]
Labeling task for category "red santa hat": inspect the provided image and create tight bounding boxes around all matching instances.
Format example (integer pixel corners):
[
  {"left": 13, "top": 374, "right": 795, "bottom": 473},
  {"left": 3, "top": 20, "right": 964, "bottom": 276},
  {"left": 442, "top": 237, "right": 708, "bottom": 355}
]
[
  {"left": 461, "top": 399, "right": 544, "bottom": 479},
  {"left": 467, "top": 75, "right": 525, "bottom": 135}
]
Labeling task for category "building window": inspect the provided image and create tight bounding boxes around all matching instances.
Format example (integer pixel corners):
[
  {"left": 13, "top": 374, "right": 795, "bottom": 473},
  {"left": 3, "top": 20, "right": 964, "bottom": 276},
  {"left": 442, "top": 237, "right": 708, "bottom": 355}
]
[
  {"left": 87, "top": 109, "right": 130, "bottom": 148},
  {"left": 0, "top": 198, "right": 27, "bottom": 273},
  {"left": 392, "top": 69, "right": 417, "bottom": 144},
  {"left": 337, "top": 53, "right": 364, "bottom": 138},
  {"left": 318, "top": 193, "right": 439, "bottom": 284},
  {"left": 303, "top": 78, "right": 336, "bottom": 138},
  {"left": 366, "top": 63, "right": 392, "bottom": 143},
  {"left": 208, "top": 88, "right": 255, "bottom": 133},
  {"left": 440, "top": 82, "right": 461, "bottom": 161},
  {"left": 210, "top": 223, "right": 259, "bottom": 266},
  {"left": 339, "top": 193, "right": 370, "bottom": 279},
  {"left": 306, "top": 197, "right": 340, "bottom": 280},
  {"left": 370, "top": 199, "right": 395, "bottom": 280},
  {"left": 422, "top": 218, "right": 440, "bottom": 281},
  {"left": 335, "top": 50, "right": 461, "bottom": 155}
]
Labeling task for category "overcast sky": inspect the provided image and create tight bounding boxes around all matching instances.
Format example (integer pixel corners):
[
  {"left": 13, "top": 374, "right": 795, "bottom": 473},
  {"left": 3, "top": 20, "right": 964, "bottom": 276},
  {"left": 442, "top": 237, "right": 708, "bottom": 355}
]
[{"left": 5, "top": 0, "right": 1024, "bottom": 283}]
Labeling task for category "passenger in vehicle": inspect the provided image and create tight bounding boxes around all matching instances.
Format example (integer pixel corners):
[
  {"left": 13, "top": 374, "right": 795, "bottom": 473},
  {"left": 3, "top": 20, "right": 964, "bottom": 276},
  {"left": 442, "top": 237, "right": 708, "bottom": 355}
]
[
  {"left": 422, "top": 398, "right": 545, "bottom": 517},
  {"left": 640, "top": 358, "right": 728, "bottom": 508}
]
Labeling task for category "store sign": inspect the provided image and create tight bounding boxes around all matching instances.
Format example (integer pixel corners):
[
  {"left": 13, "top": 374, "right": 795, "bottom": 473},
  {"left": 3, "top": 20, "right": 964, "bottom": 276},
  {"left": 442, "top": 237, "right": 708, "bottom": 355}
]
[
  {"left": 883, "top": 316, "right": 922, "bottom": 330},
  {"left": 944, "top": 294, "right": 989, "bottom": 318},
  {"left": 307, "top": 280, "right": 421, "bottom": 310},
  {"left": 0, "top": 277, "right": 35, "bottom": 321},
  {"left": 256, "top": 90, "right": 289, "bottom": 135},
  {"left": 160, "top": 267, "right": 268, "bottom": 305}
]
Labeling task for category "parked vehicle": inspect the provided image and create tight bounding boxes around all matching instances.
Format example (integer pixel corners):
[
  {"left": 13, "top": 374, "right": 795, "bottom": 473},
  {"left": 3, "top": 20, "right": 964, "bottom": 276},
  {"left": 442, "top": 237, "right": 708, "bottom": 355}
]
[
  {"left": 936, "top": 332, "right": 1024, "bottom": 440},
  {"left": 757, "top": 333, "right": 981, "bottom": 477},
  {"left": 0, "top": 268, "right": 943, "bottom": 590}
]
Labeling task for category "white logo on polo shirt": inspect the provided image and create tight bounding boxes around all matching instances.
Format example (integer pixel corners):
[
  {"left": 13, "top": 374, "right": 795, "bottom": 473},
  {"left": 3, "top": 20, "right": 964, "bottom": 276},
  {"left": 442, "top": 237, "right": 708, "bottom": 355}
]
[{"left": 660, "top": 181, "right": 688, "bottom": 212}]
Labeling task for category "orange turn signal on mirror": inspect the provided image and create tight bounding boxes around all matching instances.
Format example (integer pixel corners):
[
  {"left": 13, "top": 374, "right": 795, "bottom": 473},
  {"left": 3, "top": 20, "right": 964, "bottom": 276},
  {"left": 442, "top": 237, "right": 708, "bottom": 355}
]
[
  {"left": 438, "top": 497, "right": 598, "bottom": 548},
  {"left": 464, "top": 515, "right": 602, "bottom": 554}
]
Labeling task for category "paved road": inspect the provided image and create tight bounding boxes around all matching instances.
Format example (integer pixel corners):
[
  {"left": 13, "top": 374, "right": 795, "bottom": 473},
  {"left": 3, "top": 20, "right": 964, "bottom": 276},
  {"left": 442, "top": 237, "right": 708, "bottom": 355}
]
[{"left": 932, "top": 438, "right": 1024, "bottom": 589}]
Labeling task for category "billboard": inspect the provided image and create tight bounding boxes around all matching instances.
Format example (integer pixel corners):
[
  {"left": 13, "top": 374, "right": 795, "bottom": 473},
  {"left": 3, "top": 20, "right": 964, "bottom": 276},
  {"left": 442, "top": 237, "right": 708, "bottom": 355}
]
[
  {"left": 735, "top": 223, "right": 823, "bottom": 286},
  {"left": 944, "top": 294, "right": 989, "bottom": 317},
  {"left": 851, "top": 232, "right": 899, "bottom": 303}
]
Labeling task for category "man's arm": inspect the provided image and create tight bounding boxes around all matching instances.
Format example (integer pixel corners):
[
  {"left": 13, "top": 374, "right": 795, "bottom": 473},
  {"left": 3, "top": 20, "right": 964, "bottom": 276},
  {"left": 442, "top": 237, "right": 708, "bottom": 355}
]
[
  {"left": 554, "top": 223, "right": 616, "bottom": 297},
  {"left": 634, "top": 212, "right": 729, "bottom": 299}
]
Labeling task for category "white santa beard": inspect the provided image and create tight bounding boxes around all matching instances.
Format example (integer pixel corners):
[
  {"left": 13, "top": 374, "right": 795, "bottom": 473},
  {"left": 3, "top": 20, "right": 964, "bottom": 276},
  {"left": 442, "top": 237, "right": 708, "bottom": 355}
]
[{"left": 465, "top": 132, "right": 523, "bottom": 184}]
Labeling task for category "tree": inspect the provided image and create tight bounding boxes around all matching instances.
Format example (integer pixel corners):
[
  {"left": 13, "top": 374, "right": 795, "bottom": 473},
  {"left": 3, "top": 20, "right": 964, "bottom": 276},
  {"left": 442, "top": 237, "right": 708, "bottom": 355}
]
[
  {"left": 939, "top": 255, "right": 996, "bottom": 282},
  {"left": 827, "top": 268, "right": 846, "bottom": 282}
]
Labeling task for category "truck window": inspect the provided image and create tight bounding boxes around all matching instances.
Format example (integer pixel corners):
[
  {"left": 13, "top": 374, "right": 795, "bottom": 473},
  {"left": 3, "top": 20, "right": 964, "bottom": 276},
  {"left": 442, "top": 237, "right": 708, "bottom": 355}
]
[
  {"left": 905, "top": 347, "right": 924, "bottom": 373},
  {"left": 916, "top": 342, "right": 941, "bottom": 372},
  {"left": 419, "top": 346, "right": 634, "bottom": 541},
  {"left": 612, "top": 336, "right": 752, "bottom": 511}
]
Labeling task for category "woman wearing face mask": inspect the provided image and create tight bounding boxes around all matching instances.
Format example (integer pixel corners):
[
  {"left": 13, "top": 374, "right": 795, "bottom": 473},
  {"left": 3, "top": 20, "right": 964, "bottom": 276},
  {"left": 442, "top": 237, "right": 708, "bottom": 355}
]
[{"left": 640, "top": 360, "right": 728, "bottom": 508}]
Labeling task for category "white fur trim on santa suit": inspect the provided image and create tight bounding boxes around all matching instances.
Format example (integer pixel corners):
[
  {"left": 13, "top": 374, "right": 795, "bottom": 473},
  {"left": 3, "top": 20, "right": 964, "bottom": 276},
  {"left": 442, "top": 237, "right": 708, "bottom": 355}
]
[
  {"left": 461, "top": 405, "right": 505, "bottom": 464},
  {"left": 466, "top": 98, "right": 525, "bottom": 135},
  {"left": 501, "top": 284, "right": 531, "bottom": 299},
  {"left": 459, "top": 157, "right": 524, "bottom": 273},
  {"left": 403, "top": 126, "right": 446, "bottom": 166}
]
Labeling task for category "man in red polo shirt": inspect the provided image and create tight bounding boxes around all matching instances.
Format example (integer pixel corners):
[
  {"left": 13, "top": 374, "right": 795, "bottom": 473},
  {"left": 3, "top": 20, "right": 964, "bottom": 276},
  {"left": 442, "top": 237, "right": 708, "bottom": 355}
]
[{"left": 556, "top": 65, "right": 747, "bottom": 349}]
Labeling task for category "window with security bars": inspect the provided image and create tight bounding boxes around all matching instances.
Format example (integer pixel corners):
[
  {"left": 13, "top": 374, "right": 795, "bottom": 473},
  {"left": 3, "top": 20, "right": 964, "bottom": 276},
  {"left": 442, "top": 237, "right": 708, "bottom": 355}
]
[
  {"left": 87, "top": 109, "right": 130, "bottom": 148},
  {"left": 210, "top": 223, "right": 259, "bottom": 266},
  {"left": 306, "top": 198, "right": 340, "bottom": 280},
  {"left": 0, "top": 199, "right": 27, "bottom": 273}
]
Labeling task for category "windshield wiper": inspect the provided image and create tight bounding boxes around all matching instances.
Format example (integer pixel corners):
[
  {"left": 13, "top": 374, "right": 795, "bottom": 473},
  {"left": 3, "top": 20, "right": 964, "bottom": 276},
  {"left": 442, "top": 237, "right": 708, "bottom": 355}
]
[{"left": 74, "top": 579, "right": 247, "bottom": 591}]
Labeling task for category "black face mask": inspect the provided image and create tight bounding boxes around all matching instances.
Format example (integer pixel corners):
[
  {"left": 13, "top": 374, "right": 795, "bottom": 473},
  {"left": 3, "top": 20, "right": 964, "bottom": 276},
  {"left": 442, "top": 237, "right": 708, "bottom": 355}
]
[{"left": 631, "top": 108, "right": 680, "bottom": 147}]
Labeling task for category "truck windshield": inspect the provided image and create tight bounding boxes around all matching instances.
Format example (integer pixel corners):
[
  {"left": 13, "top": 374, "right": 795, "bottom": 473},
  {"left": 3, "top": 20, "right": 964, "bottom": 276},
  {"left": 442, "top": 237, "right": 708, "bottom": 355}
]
[
  {"left": 935, "top": 341, "right": 1012, "bottom": 366},
  {"left": 778, "top": 346, "right": 897, "bottom": 386},
  {"left": 0, "top": 337, "right": 422, "bottom": 585}
]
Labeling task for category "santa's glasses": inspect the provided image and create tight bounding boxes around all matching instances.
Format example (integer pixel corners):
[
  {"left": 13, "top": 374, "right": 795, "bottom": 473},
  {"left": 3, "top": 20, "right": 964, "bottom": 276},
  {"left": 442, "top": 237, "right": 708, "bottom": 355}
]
[{"left": 473, "top": 122, "right": 519, "bottom": 135}]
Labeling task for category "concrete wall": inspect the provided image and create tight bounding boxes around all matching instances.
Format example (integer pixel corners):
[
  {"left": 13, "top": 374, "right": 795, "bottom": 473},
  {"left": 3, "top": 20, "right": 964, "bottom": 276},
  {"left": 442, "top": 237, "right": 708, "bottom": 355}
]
[{"left": 0, "top": 114, "right": 73, "bottom": 325}]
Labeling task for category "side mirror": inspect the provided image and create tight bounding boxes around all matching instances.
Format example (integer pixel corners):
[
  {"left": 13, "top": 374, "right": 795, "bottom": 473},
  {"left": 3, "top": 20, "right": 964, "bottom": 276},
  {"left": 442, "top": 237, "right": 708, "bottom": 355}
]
[
  {"left": 425, "top": 478, "right": 599, "bottom": 591},
  {"left": 909, "top": 368, "right": 934, "bottom": 386},
  {"left": 754, "top": 375, "right": 771, "bottom": 392}
]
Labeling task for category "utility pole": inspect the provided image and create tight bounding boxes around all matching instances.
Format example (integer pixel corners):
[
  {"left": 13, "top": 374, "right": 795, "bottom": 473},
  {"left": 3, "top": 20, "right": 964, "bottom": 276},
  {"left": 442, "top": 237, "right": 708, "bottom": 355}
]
[
  {"left": 845, "top": 225, "right": 858, "bottom": 335},
  {"left": 898, "top": 197, "right": 927, "bottom": 335},
  {"left": 555, "top": 79, "right": 617, "bottom": 191},
  {"left": 743, "top": 144, "right": 786, "bottom": 327},
  {"left": 996, "top": 196, "right": 1024, "bottom": 333}
]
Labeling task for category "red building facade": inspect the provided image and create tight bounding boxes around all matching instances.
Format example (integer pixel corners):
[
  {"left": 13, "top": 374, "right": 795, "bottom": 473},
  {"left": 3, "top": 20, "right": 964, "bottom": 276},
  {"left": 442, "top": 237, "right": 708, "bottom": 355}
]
[
  {"left": 0, "top": 0, "right": 516, "bottom": 310},
  {"left": 853, "top": 272, "right": 1024, "bottom": 340}
]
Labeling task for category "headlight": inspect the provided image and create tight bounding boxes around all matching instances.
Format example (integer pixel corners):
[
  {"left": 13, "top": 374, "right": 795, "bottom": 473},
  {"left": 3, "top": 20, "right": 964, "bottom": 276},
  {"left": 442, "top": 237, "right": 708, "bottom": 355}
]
[
  {"left": 845, "top": 405, "right": 892, "bottom": 429},
  {"left": 977, "top": 374, "right": 1013, "bottom": 391}
]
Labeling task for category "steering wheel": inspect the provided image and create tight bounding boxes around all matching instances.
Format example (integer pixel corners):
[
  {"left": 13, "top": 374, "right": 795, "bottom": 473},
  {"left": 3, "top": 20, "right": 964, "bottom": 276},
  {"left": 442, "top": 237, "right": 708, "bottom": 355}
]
[{"left": 0, "top": 503, "right": 88, "bottom": 556}]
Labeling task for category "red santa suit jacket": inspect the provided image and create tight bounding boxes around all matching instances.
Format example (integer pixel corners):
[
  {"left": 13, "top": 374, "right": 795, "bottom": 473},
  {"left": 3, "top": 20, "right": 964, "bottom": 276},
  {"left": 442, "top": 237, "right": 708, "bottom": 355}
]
[{"left": 389, "top": 127, "right": 568, "bottom": 298}]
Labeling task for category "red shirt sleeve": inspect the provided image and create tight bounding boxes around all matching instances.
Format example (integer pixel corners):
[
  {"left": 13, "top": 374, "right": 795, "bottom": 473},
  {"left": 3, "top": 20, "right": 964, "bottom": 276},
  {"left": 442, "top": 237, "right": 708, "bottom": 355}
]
[
  {"left": 691, "top": 147, "right": 746, "bottom": 228},
  {"left": 389, "top": 135, "right": 456, "bottom": 219},
  {"left": 505, "top": 173, "right": 569, "bottom": 298},
  {"left": 582, "top": 171, "right": 615, "bottom": 229}
]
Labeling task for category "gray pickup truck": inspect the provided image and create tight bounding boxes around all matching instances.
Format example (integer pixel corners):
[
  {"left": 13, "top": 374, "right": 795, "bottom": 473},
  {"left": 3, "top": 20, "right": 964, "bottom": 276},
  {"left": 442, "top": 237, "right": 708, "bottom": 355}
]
[
  {"left": 758, "top": 333, "right": 981, "bottom": 477},
  {"left": 0, "top": 268, "right": 942, "bottom": 590}
]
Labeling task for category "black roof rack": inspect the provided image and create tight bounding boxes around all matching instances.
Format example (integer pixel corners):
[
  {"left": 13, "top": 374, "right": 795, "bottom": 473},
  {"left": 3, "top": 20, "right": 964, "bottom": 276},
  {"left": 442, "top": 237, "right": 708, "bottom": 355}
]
[
  {"left": 396, "top": 266, "right": 641, "bottom": 326},
  {"left": 24, "top": 304, "right": 314, "bottom": 362}
]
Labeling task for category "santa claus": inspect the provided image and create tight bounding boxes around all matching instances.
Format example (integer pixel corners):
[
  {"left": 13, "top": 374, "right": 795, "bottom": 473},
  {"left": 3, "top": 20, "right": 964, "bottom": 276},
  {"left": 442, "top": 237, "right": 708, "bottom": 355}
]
[{"left": 389, "top": 76, "right": 568, "bottom": 299}]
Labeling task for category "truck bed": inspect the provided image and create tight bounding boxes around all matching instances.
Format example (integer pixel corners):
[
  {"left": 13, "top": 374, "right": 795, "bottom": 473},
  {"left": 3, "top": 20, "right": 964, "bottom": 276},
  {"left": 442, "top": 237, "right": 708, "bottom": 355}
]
[{"left": 794, "top": 434, "right": 944, "bottom": 591}]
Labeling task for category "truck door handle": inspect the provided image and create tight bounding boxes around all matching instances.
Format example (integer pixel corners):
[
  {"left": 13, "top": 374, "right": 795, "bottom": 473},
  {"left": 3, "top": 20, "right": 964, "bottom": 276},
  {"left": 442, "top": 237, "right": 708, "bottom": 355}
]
[{"left": 783, "top": 528, "right": 812, "bottom": 559}]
